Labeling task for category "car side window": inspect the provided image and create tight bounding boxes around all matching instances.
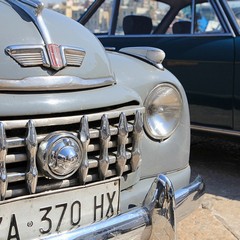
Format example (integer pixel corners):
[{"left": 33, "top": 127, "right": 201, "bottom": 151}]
[
  {"left": 195, "top": 2, "right": 223, "bottom": 33},
  {"left": 170, "top": 1, "right": 224, "bottom": 35},
  {"left": 167, "top": 6, "right": 192, "bottom": 34},
  {"left": 226, "top": 0, "right": 240, "bottom": 28},
  {"left": 115, "top": 0, "right": 170, "bottom": 35}
]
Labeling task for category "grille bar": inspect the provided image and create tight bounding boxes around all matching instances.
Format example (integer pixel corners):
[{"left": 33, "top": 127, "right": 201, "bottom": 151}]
[
  {"left": 131, "top": 111, "right": 143, "bottom": 171},
  {"left": 6, "top": 124, "right": 134, "bottom": 149},
  {"left": 99, "top": 115, "right": 111, "bottom": 180},
  {"left": 7, "top": 152, "right": 132, "bottom": 184},
  {"left": 78, "top": 116, "right": 90, "bottom": 184},
  {"left": 3, "top": 106, "right": 143, "bottom": 130},
  {"left": 116, "top": 113, "right": 128, "bottom": 176},
  {"left": 0, "top": 123, "right": 7, "bottom": 200},
  {"left": 25, "top": 120, "right": 38, "bottom": 194}
]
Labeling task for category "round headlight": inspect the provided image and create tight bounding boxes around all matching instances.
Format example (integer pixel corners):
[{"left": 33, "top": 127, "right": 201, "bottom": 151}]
[{"left": 144, "top": 83, "right": 183, "bottom": 140}]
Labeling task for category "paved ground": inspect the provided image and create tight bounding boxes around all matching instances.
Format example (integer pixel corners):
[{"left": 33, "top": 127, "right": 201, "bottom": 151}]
[{"left": 178, "top": 136, "right": 240, "bottom": 240}]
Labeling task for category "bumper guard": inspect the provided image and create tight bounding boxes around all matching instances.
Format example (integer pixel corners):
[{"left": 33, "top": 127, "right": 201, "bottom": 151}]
[{"left": 44, "top": 174, "right": 205, "bottom": 240}]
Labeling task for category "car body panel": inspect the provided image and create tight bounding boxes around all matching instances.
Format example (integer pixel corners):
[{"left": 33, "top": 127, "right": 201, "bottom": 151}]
[{"left": 234, "top": 37, "right": 240, "bottom": 130}]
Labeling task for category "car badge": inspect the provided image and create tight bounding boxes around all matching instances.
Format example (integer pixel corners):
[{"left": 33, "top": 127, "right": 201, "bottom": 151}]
[
  {"left": 5, "top": 44, "right": 86, "bottom": 71},
  {"left": 46, "top": 44, "right": 64, "bottom": 70}
]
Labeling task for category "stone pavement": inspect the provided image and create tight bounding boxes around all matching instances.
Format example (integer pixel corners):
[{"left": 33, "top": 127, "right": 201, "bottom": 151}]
[{"left": 177, "top": 136, "right": 240, "bottom": 240}]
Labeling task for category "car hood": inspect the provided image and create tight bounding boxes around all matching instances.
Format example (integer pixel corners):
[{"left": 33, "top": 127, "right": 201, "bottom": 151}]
[{"left": 0, "top": 1, "right": 114, "bottom": 91}]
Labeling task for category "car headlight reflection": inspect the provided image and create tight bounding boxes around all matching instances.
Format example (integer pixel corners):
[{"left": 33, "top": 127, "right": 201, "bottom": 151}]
[{"left": 144, "top": 83, "right": 183, "bottom": 140}]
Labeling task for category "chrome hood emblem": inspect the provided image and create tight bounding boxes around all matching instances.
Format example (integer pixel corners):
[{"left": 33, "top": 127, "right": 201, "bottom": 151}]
[{"left": 5, "top": 44, "right": 86, "bottom": 71}]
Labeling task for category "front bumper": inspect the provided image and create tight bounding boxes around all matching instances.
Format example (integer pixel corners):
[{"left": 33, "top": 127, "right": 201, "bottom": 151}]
[{"left": 44, "top": 174, "right": 204, "bottom": 240}]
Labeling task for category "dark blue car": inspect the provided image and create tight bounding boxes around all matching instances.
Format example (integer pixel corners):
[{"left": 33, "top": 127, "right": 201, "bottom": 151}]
[{"left": 79, "top": 0, "right": 240, "bottom": 138}]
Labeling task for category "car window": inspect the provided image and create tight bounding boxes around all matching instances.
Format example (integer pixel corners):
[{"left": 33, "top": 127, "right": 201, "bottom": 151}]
[
  {"left": 195, "top": 2, "right": 223, "bottom": 33},
  {"left": 45, "top": 0, "right": 225, "bottom": 35},
  {"left": 115, "top": 0, "right": 170, "bottom": 35},
  {"left": 84, "top": 0, "right": 114, "bottom": 34},
  {"left": 166, "top": 5, "right": 192, "bottom": 34},
  {"left": 170, "top": 1, "right": 224, "bottom": 34},
  {"left": 226, "top": 0, "right": 240, "bottom": 28}
]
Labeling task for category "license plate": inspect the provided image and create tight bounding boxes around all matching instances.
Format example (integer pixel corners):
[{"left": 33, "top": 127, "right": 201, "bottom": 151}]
[{"left": 0, "top": 178, "right": 120, "bottom": 239}]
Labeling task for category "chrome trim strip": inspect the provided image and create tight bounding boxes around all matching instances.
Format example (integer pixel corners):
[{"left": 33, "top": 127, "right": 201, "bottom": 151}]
[
  {"left": 116, "top": 113, "right": 128, "bottom": 176},
  {"left": 25, "top": 120, "right": 38, "bottom": 194},
  {"left": 2, "top": 106, "right": 145, "bottom": 130},
  {"left": 43, "top": 174, "right": 204, "bottom": 240},
  {"left": 79, "top": 116, "right": 90, "bottom": 184},
  {"left": 131, "top": 111, "right": 143, "bottom": 171},
  {"left": 8, "top": 0, "right": 52, "bottom": 44},
  {"left": 0, "top": 123, "right": 8, "bottom": 200},
  {"left": 0, "top": 76, "right": 115, "bottom": 91},
  {"left": 99, "top": 115, "right": 111, "bottom": 180},
  {"left": 191, "top": 124, "right": 240, "bottom": 137},
  {"left": 99, "top": 33, "right": 233, "bottom": 39}
]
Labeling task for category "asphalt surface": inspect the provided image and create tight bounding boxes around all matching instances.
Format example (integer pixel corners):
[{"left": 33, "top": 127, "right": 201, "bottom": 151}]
[{"left": 178, "top": 136, "right": 240, "bottom": 240}]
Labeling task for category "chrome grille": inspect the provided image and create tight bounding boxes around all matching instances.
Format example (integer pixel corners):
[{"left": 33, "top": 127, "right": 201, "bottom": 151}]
[{"left": 0, "top": 106, "right": 144, "bottom": 200}]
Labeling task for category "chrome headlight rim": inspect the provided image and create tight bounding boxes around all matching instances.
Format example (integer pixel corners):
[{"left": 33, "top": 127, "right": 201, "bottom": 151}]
[{"left": 144, "top": 83, "right": 183, "bottom": 141}]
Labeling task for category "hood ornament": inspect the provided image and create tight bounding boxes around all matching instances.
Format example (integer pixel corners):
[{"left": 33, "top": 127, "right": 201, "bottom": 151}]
[
  {"left": 6, "top": 0, "right": 85, "bottom": 71},
  {"left": 5, "top": 44, "right": 86, "bottom": 71},
  {"left": 17, "top": 0, "right": 44, "bottom": 15}
]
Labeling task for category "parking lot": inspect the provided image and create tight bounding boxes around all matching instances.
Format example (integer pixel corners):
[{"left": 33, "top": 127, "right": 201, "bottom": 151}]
[{"left": 178, "top": 136, "right": 240, "bottom": 240}]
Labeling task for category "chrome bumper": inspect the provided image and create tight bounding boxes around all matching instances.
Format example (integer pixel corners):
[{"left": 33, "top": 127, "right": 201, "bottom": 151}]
[{"left": 45, "top": 174, "right": 204, "bottom": 240}]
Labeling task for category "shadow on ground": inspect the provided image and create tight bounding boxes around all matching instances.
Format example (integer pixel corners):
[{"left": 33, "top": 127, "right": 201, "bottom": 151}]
[{"left": 190, "top": 135, "right": 240, "bottom": 201}]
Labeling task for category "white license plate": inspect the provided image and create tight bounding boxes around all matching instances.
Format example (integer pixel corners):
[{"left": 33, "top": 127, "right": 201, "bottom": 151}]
[{"left": 0, "top": 178, "right": 120, "bottom": 239}]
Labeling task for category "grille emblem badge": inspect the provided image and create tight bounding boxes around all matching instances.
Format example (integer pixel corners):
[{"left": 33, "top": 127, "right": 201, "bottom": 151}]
[
  {"left": 37, "top": 132, "right": 83, "bottom": 180},
  {"left": 5, "top": 44, "right": 85, "bottom": 71}
]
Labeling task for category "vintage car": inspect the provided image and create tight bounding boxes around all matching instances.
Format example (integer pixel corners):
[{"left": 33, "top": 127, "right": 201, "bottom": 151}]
[
  {"left": 0, "top": 0, "right": 204, "bottom": 239},
  {"left": 77, "top": 0, "right": 240, "bottom": 139}
]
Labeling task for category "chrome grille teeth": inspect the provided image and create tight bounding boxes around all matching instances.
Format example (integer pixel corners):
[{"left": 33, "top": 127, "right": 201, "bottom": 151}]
[
  {"left": 0, "top": 122, "right": 7, "bottom": 200},
  {"left": 79, "top": 116, "right": 90, "bottom": 185},
  {"left": 99, "top": 115, "right": 110, "bottom": 180},
  {"left": 131, "top": 111, "right": 143, "bottom": 171},
  {"left": 116, "top": 113, "right": 128, "bottom": 176},
  {"left": 26, "top": 120, "right": 38, "bottom": 194},
  {"left": 0, "top": 106, "right": 145, "bottom": 200}
]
